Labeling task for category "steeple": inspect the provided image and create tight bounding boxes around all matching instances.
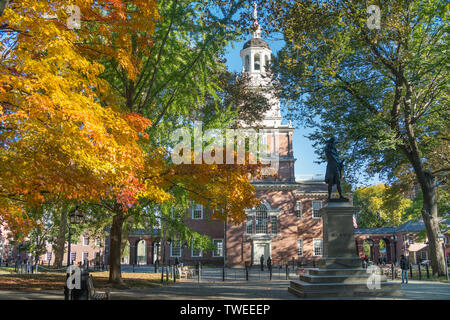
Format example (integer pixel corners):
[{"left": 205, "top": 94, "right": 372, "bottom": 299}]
[
  {"left": 240, "top": 2, "right": 271, "bottom": 75},
  {"left": 239, "top": 2, "right": 284, "bottom": 128},
  {"left": 251, "top": 2, "right": 262, "bottom": 39}
]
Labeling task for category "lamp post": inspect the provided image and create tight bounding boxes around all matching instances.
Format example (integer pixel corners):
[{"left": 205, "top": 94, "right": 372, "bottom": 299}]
[
  {"left": 392, "top": 234, "right": 398, "bottom": 265},
  {"left": 154, "top": 242, "right": 160, "bottom": 272},
  {"left": 437, "top": 233, "right": 449, "bottom": 280},
  {"left": 98, "top": 239, "right": 104, "bottom": 270},
  {"left": 0, "top": 241, "right": 3, "bottom": 266},
  {"left": 66, "top": 207, "right": 84, "bottom": 267}
]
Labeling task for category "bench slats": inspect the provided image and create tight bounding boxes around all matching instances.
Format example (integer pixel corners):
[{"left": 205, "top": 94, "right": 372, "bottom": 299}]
[{"left": 88, "top": 275, "right": 110, "bottom": 300}]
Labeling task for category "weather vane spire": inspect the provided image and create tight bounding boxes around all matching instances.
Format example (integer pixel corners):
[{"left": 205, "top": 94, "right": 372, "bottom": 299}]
[
  {"left": 253, "top": 2, "right": 258, "bottom": 22},
  {"left": 251, "top": 2, "right": 261, "bottom": 39}
]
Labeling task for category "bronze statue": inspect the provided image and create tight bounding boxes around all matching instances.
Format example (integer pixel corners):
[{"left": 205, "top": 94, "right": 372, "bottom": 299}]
[{"left": 324, "top": 137, "right": 348, "bottom": 201}]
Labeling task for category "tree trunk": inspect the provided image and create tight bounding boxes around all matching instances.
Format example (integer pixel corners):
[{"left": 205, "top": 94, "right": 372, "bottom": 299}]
[
  {"left": 418, "top": 172, "right": 446, "bottom": 276},
  {"left": 53, "top": 207, "right": 67, "bottom": 268},
  {"left": 402, "top": 139, "right": 446, "bottom": 276},
  {"left": 401, "top": 81, "right": 446, "bottom": 276},
  {"left": 109, "top": 212, "right": 126, "bottom": 285},
  {"left": 119, "top": 218, "right": 133, "bottom": 260}
]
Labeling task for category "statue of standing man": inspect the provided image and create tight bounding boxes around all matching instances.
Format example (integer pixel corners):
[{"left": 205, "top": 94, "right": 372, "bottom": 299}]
[{"left": 324, "top": 137, "right": 348, "bottom": 201}]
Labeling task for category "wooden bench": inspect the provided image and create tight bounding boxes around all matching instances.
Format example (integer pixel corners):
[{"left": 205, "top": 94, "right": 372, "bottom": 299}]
[{"left": 87, "top": 275, "right": 110, "bottom": 300}]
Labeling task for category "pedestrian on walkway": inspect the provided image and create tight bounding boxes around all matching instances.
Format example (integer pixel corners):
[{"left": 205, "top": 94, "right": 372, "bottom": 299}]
[
  {"left": 267, "top": 256, "right": 272, "bottom": 272},
  {"left": 260, "top": 255, "right": 264, "bottom": 271},
  {"left": 400, "top": 254, "right": 409, "bottom": 284}
]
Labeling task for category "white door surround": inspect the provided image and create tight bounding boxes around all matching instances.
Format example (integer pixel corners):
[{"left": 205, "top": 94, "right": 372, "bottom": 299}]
[{"left": 253, "top": 240, "right": 271, "bottom": 265}]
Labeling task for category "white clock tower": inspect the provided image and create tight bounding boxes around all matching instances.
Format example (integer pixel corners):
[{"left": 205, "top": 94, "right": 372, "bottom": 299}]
[{"left": 240, "top": 2, "right": 283, "bottom": 128}]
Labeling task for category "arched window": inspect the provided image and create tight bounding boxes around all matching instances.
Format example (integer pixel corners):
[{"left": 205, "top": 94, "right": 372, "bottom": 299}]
[
  {"left": 245, "top": 55, "right": 250, "bottom": 72},
  {"left": 122, "top": 240, "right": 130, "bottom": 264},
  {"left": 255, "top": 204, "right": 268, "bottom": 233},
  {"left": 254, "top": 53, "right": 260, "bottom": 71},
  {"left": 137, "top": 240, "right": 147, "bottom": 264}
]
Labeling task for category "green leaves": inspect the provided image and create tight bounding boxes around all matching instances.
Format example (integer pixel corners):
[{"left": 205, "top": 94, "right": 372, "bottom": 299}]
[
  {"left": 268, "top": 0, "right": 449, "bottom": 187},
  {"left": 354, "top": 184, "right": 411, "bottom": 228}
]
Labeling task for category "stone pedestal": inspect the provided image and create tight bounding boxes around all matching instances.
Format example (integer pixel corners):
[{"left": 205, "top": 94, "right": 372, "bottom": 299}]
[{"left": 288, "top": 202, "right": 403, "bottom": 298}]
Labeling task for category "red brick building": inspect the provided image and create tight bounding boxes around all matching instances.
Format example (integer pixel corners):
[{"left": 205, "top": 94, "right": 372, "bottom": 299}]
[{"left": 156, "top": 9, "right": 333, "bottom": 268}]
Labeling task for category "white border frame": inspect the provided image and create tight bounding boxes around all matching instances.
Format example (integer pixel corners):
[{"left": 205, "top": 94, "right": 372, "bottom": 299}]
[
  {"left": 297, "top": 239, "right": 303, "bottom": 257},
  {"left": 191, "top": 246, "right": 203, "bottom": 258},
  {"left": 192, "top": 204, "right": 203, "bottom": 220},
  {"left": 212, "top": 239, "right": 224, "bottom": 257},
  {"left": 296, "top": 200, "right": 302, "bottom": 218},
  {"left": 312, "top": 200, "right": 323, "bottom": 219},
  {"left": 313, "top": 238, "right": 323, "bottom": 257},
  {"left": 170, "top": 241, "right": 181, "bottom": 258}
]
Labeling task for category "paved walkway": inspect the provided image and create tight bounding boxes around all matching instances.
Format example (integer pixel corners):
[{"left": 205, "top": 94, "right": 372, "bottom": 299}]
[{"left": 0, "top": 279, "right": 448, "bottom": 300}]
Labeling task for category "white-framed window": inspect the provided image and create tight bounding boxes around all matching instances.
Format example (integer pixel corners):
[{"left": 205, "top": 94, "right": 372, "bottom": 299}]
[
  {"left": 313, "top": 238, "right": 323, "bottom": 256},
  {"left": 213, "top": 239, "right": 223, "bottom": 257},
  {"left": 46, "top": 251, "right": 52, "bottom": 262},
  {"left": 255, "top": 205, "right": 268, "bottom": 234},
  {"left": 295, "top": 201, "right": 302, "bottom": 218},
  {"left": 70, "top": 252, "right": 76, "bottom": 263},
  {"left": 297, "top": 239, "right": 303, "bottom": 257},
  {"left": 95, "top": 238, "right": 101, "bottom": 246},
  {"left": 191, "top": 247, "right": 202, "bottom": 258},
  {"left": 408, "top": 236, "right": 414, "bottom": 245},
  {"left": 170, "top": 241, "right": 181, "bottom": 257},
  {"left": 82, "top": 252, "right": 89, "bottom": 262},
  {"left": 83, "top": 236, "right": 90, "bottom": 246},
  {"left": 192, "top": 204, "right": 203, "bottom": 220},
  {"left": 312, "top": 200, "right": 323, "bottom": 219},
  {"left": 270, "top": 216, "right": 277, "bottom": 234},
  {"left": 246, "top": 216, "right": 253, "bottom": 234}
]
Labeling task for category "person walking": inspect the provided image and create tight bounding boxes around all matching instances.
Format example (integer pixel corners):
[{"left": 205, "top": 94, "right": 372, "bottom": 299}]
[
  {"left": 260, "top": 255, "right": 264, "bottom": 271},
  {"left": 267, "top": 256, "right": 272, "bottom": 273},
  {"left": 400, "top": 254, "right": 409, "bottom": 284}
]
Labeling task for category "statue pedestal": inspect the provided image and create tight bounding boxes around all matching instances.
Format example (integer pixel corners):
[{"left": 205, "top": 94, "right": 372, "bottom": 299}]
[{"left": 288, "top": 202, "right": 403, "bottom": 298}]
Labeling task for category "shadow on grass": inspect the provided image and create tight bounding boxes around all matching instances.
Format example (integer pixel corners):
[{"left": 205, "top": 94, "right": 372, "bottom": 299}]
[{"left": 0, "top": 272, "right": 171, "bottom": 291}]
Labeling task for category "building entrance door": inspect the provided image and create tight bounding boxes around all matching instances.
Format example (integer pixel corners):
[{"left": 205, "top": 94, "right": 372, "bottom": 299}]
[{"left": 253, "top": 242, "right": 270, "bottom": 265}]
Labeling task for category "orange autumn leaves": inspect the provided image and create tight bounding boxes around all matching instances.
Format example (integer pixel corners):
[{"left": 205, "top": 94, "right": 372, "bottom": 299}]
[
  {"left": 0, "top": 0, "right": 261, "bottom": 237},
  {"left": 0, "top": 0, "right": 160, "bottom": 235},
  {"left": 160, "top": 149, "right": 265, "bottom": 224}
]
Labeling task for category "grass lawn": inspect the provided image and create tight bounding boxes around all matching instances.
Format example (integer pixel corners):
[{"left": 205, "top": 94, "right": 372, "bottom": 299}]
[
  {"left": 377, "top": 265, "right": 450, "bottom": 284},
  {"left": 408, "top": 269, "right": 450, "bottom": 283},
  {"left": 0, "top": 271, "right": 173, "bottom": 291},
  {"left": 0, "top": 267, "right": 15, "bottom": 274}
]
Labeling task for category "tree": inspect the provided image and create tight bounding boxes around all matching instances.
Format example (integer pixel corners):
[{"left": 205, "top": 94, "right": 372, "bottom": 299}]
[
  {"left": 0, "top": 0, "right": 158, "bottom": 238},
  {"left": 85, "top": 0, "right": 267, "bottom": 285},
  {"left": 353, "top": 184, "right": 411, "bottom": 228},
  {"left": 1, "top": 0, "right": 267, "bottom": 286},
  {"left": 267, "top": 0, "right": 449, "bottom": 275}
]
